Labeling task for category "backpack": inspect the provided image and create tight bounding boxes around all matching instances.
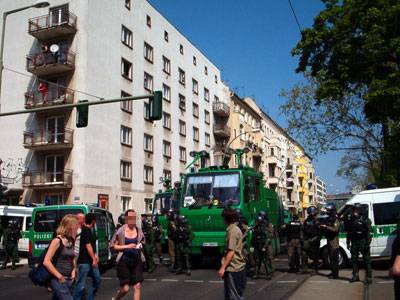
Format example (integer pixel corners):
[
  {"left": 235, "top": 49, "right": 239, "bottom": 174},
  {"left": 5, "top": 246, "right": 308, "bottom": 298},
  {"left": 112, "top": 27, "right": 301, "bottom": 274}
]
[{"left": 29, "top": 237, "right": 64, "bottom": 286}]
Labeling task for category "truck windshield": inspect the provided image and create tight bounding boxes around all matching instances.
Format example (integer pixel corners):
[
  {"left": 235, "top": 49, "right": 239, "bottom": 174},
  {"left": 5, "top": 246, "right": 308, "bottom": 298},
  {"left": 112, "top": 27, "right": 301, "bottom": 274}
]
[
  {"left": 34, "top": 209, "right": 83, "bottom": 232},
  {"left": 183, "top": 173, "right": 240, "bottom": 207},
  {"left": 153, "top": 193, "right": 179, "bottom": 215}
]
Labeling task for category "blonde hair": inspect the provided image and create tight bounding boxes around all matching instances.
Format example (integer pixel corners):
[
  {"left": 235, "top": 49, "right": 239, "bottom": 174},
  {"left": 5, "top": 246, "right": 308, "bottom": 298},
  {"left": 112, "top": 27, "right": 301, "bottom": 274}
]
[{"left": 56, "top": 214, "right": 78, "bottom": 238}]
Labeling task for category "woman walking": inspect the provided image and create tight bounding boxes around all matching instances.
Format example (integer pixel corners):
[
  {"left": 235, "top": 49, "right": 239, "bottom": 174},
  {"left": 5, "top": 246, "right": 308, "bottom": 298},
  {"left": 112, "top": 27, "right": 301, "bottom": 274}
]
[
  {"left": 43, "top": 214, "right": 79, "bottom": 300},
  {"left": 111, "top": 209, "right": 145, "bottom": 300}
]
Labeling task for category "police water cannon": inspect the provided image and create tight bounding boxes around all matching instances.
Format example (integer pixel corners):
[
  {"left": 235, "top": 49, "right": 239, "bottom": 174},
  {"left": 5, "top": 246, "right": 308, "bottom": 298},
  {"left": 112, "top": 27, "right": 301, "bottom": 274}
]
[{"left": 186, "top": 150, "right": 210, "bottom": 171}]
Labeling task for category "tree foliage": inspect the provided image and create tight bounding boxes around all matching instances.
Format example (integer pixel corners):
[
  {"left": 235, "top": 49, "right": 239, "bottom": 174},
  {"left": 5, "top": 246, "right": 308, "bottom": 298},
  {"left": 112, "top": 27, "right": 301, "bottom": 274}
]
[{"left": 291, "top": 0, "right": 400, "bottom": 186}]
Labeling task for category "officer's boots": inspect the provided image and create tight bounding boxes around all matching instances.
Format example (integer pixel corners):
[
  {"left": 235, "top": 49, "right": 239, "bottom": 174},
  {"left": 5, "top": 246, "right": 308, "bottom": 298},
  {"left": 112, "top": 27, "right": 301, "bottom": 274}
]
[{"left": 350, "top": 274, "right": 360, "bottom": 282}]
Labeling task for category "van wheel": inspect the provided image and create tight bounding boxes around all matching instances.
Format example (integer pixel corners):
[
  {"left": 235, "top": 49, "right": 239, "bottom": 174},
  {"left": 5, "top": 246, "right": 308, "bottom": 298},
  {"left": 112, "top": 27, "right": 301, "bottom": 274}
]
[{"left": 321, "top": 246, "right": 348, "bottom": 268}]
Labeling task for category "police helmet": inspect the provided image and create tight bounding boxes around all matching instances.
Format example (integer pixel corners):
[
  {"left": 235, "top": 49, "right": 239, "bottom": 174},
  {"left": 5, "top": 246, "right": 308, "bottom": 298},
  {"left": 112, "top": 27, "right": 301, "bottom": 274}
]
[
  {"left": 178, "top": 215, "right": 187, "bottom": 225},
  {"left": 292, "top": 214, "right": 299, "bottom": 221},
  {"left": 118, "top": 214, "right": 125, "bottom": 225},
  {"left": 234, "top": 208, "right": 242, "bottom": 218},
  {"left": 258, "top": 210, "right": 267, "bottom": 220},
  {"left": 325, "top": 203, "right": 337, "bottom": 215},
  {"left": 152, "top": 215, "right": 159, "bottom": 224},
  {"left": 353, "top": 203, "right": 363, "bottom": 211},
  {"left": 256, "top": 215, "right": 264, "bottom": 224},
  {"left": 144, "top": 218, "right": 152, "bottom": 227},
  {"left": 307, "top": 205, "right": 317, "bottom": 216}
]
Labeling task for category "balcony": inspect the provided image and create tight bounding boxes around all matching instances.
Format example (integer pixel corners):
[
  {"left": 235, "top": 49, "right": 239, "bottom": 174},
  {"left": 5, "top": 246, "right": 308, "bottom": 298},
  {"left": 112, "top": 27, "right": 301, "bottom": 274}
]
[
  {"left": 285, "top": 200, "right": 296, "bottom": 207},
  {"left": 22, "top": 169, "right": 73, "bottom": 189},
  {"left": 25, "top": 87, "right": 74, "bottom": 109},
  {"left": 26, "top": 49, "right": 75, "bottom": 76},
  {"left": 213, "top": 143, "right": 227, "bottom": 154},
  {"left": 23, "top": 128, "right": 73, "bottom": 151},
  {"left": 251, "top": 145, "right": 263, "bottom": 157},
  {"left": 213, "top": 101, "right": 230, "bottom": 117},
  {"left": 213, "top": 123, "right": 231, "bottom": 138},
  {"left": 267, "top": 155, "right": 279, "bottom": 164},
  {"left": 28, "top": 11, "right": 77, "bottom": 41},
  {"left": 268, "top": 176, "right": 279, "bottom": 185}
]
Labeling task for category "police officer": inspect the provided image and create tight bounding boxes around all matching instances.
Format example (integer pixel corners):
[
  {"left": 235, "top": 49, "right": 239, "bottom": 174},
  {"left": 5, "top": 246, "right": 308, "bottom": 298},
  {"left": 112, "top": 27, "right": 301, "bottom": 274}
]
[
  {"left": 116, "top": 213, "right": 125, "bottom": 230},
  {"left": 143, "top": 218, "right": 156, "bottom": 273},
  {"left": 302, "top": 205, "right": 321, "bottom": 274},
  {"left": 175, "top": 215, "right": 193, "bottom": 276},
  {"left": 263, "top": 211, "right": 275, "bottom": 277},
  {"left": 167, "top": 210, "right": 177, "bottom": 272},
  {"left": 286, "top": 214, "right": 302, "bottom": 273},
  {"left": 152, "top": 215, "right": 164, "bottom": 265},
  {"left": 251, "top": 215, "right": 272, "bottom": 280},
  {"left": 2, "top": 219, "right": 21, "bottom": 270},
  {"left": 347, "top": 203, "right": 372, "bottom": 284},
  {"left": 320, "top": 203, "right": 340, "bottom": 279},
  {"left": 235, "top": 209, "right": 253, "bottom": 274}
]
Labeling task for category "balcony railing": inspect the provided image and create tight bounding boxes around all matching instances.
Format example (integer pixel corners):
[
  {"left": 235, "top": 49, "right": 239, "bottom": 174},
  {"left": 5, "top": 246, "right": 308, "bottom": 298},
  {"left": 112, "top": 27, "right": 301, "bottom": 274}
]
[
  {"left": 267, "top": 155, "right": 279, "bottom": 164},
  {"left": 23, "top": 128, "right": 73, "bottom": 150},
  {"left": 28, "top": 11, "right": 77, "bottom": 40},
  {"left": 213, "top": 101, "right": 230, "bottom": 117},
  {"left": 25, "top": 87, "right": 74, "bottom": 109},
  {"left": 23, "top": 169, "right": 73, "bottom": 188},
  {"left": 26, "top": 49, "right": 75, "bottom": 76},
  {"left": 213, "top": 123, "right": 231, "bottom": 138}
]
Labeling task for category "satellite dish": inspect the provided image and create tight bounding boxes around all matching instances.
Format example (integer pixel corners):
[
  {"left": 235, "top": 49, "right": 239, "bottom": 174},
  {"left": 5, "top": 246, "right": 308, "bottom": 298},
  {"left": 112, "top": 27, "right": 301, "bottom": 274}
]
[{"left": 49, "top": 44, "right": 59, "bottom": 54}]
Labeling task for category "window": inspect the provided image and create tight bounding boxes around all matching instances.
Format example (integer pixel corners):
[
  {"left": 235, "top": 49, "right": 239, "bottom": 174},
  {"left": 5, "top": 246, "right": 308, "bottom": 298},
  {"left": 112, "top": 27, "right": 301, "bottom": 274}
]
[
  {"left": 163, "top": 112, "right": 171, "bottom": 129},
  {"left": 120, "top": 125, "right": 132, "bottom": 146},
  {"left": 180, "top": 44, "right": 184, "bottom": 54},
  {"left": 162, "top": 84, "right": 171, "bottom": 102},
  {"left": 125, "top": 0, "right": 131, "bottom": 10},
  {"left": 204, "top": 66, "right": 208, "bottom": 75},
  {"left": 121, "top": 196, "right": 131, "bottom": 212},
  {"left": 163, "top": 140, "right": 171, "bottom": 157},
  {"left": 204, "top": 88, "right": 210, "bottom": 102},
  {"left": 179, "top": 120, "right": 186, "bottom": 136},
  {"left": 121, "top": 25, "right": 133, "bottom": 48},
  {"left": 162, "top": 56, "right": 170, "bottom": 74},
  {"left": 144, "top": 198, "right": 153, "bottom": 213},
  {"left": 120, "top": 160, "right": 132, "bottom": 181},
  {"left": 121, "top": 58, "right": 132, "bottom": 80},
  {"left": 215, "top": 75, "right": 218, "bottom": 84},
  {"left": 270, "top": 147, "right": 275, "bottom": 156},
  {"left": 144, "top": 72, "right": 153, "bottom": 91},
  {"left": 144, "top": 102, "right": 150, "bottom": 120},
  {"left": 268, "top": 164, "right": 275, "bottom": 177},
  {"left": 143, "top": 134, "right": 153, "bottom": 153},
  {"left": 192, "top": 78, "right": 198, "bottom": 95},
  {"left": 214, "top": 95, "right": 219, "bottom": 102},
  {"left": 164, "top": 30, "right": 169, "bottom": 42},
  {"left": 179, "top": 94, "right": 186, "bottom": 110},
  {"left": 146, "top": 15, "right": 151, "bottom": 27},
  {"left": 192, "top": 102, "right": 199, "bottom": 118},
  {"left": 204, "top": 110, "right": 210, "bottom": 124},
  {"left": 121, "top": 90, "right": 132, "bottom": 113},
  {"left": 144, "top": 165, "right": 153, "bottom": 184},
  {"left": 373, "top": 201, "right": 400, "bottom": 225},
  {"left": 205, "top": 133, "right": 210, "bottom": 146},
  {"left": 193, "top": 56, "right": 197, "bottom": 66},
  {"left": 163, "top": 169, "right": 171, "bottom": 180},
  {"left": 193, "top": 127, "right": 199, "bottom": 142},
  {"left": 179, "top": 147, "right": 186, "bottom": 162},
  {"left": 144, "top": 42, "right": 153, "bottom": 63},
  {"left": 178, "top": 68, "right": 185, "bottom": 85}
]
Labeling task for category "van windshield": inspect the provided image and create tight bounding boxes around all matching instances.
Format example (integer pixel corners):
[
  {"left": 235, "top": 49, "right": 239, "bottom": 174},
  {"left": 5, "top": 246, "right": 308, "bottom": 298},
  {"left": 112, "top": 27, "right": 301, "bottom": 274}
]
[
  {"left": 34, "top": 209, "right": 83, "bottom": 232},
  {"left": 153, "top": 193, "right": 179, "bottom": 215}
]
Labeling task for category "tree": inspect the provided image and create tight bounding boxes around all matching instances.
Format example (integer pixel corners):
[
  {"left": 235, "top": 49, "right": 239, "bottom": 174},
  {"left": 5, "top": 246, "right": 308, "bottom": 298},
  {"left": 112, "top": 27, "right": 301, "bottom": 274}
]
[
  {"left": 292, "top": 0, "right": 400, "bottom": 186},
  {"left": 280, "top": 76, "right": 383, "bottom": 186}
]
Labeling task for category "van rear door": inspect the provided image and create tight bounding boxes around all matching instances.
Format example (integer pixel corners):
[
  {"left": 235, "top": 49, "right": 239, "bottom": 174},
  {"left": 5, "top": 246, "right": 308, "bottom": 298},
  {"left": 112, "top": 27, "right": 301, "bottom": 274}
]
[{"left": 372, "top": 191, "right": 400, "bottom": 257}]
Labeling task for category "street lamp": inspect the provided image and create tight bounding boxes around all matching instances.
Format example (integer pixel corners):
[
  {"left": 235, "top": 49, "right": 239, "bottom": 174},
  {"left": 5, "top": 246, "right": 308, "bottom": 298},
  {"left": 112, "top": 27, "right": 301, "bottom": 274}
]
[
  {"left": 221, "top": 128, "right": 260, "bottom": 165},
  {"left": 0, "top": 1, "right": 50, "bottom": 111}
]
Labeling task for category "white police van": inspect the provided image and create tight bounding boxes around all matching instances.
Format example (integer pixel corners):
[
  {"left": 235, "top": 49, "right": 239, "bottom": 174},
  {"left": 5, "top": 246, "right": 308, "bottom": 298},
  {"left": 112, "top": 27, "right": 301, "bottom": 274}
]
[{"left": 320, "top": 187, "right": 400, "bottom": 266}]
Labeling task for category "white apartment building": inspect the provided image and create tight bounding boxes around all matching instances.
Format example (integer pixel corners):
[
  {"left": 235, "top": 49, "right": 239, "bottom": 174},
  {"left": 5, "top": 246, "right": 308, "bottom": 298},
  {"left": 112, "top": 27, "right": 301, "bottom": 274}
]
[
  {"left": 0, "top": 0, "right": 224, "bottom": 217},
  {"left": 315, "top": 176, "right": 327, "bottom": 204}
]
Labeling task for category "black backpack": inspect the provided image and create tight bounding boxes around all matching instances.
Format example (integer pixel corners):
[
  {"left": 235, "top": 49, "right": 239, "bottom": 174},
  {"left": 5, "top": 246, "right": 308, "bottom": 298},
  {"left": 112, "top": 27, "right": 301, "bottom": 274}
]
[{"left": 29, "top": 237, "right": 64, "bottom": 286}]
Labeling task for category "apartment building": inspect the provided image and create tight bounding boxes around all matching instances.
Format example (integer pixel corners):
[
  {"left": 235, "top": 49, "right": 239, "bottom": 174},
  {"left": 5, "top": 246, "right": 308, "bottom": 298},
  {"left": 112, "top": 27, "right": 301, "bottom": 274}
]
[
  {"left": 0, "top": 0, "right": 223, "bottom": 216},
  {"left": 315, "top": 176, "right": 327, "bottom": 204}
]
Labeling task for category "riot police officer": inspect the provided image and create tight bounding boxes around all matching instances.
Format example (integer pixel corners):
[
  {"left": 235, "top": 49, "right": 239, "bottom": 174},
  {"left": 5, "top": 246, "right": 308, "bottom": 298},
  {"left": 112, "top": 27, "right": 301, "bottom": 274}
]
[
  {"left": 167, "top": 210, "right": 177, "bottom": 272},
  {"left": 235, "top": 209, "right": 252, "bottom": 274},
  {"left": 143, "top": 218, "right": 156, "bottom": 273},
  {"left": 175, "top": 215, "right": 193, "bottom": 276},
  {"left": 320, "top": 203, "right": 340, "bottom": 279},
  {"left": 302, "top": 205, "right": 321, "bottom": 273},
  {"left": 263, "top": 211, "right": 275, "bottom": 277},
  {"left": 152, "top": 215, "right": 164, "bottom": 265},
  {"left": 251, "top": 215, "right": 272, "bottom": 280},
  {"left": 2, "top": 219, "right": 21, "bottom": 270},
  {"left": 286, "top": 214, "right": 302, "bottom": 273},
  {"left": 347, "top": 203, "right": 372, "bottom": 283},
  {"left": 116, "top": 213, "right": 125, "bottom": 230}
]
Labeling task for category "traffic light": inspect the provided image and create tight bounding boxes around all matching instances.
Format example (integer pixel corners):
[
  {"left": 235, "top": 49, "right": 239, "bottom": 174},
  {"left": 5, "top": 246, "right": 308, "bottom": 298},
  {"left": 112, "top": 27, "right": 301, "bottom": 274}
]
[
  {"left": 149, "top": 91, "right": 162, "bottom": 121},
  {"left": 76, "top": 100, "right": 89, "bottom": 128}
]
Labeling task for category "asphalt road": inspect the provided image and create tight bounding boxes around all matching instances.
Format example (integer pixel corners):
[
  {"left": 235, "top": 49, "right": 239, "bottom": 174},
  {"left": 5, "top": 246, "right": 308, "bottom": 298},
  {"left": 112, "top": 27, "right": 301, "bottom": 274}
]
[{"left": 0, "top": 256, "right": 394, "bottom": 300}]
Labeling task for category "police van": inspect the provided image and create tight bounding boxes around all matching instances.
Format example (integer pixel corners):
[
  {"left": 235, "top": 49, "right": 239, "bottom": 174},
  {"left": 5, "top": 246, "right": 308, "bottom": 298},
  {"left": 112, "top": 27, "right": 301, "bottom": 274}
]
[
  {"left": 0, "top": 205, "right": 34, "bottom": 254},
  {"left": 320, "top": 187, "right": 400, "bottom": 266}
]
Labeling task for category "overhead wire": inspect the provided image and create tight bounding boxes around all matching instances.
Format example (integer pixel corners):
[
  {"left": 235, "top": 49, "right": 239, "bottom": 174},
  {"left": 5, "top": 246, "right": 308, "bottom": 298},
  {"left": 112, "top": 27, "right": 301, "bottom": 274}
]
[{"left": 288, "top": 0, "right": 302, "bottom": 34}]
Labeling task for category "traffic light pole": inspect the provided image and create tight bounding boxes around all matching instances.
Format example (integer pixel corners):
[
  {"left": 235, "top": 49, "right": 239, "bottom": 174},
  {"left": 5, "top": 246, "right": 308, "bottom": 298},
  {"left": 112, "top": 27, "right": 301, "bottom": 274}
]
[{"left": 0, "top": 92, "right": 160, "bottom": 117}]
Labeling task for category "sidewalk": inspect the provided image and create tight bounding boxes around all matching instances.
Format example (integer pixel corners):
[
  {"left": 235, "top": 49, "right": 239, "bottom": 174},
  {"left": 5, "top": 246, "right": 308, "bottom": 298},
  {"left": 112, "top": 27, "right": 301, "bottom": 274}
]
[{"left": 289, "top": 269, "right": 365, "bottom": 300}]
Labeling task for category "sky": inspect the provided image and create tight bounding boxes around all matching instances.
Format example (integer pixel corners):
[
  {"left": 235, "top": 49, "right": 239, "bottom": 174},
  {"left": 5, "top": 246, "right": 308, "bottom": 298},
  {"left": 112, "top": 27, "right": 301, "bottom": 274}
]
[{"left": 149, "top": 0, "right": 349, "bottom": 194}]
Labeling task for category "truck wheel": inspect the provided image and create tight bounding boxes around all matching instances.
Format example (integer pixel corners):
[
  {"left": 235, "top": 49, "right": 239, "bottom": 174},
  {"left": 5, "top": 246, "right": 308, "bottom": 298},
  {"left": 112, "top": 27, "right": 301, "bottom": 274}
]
[{"left": 321, "top": 246, "right": 348, "bottom": 268}]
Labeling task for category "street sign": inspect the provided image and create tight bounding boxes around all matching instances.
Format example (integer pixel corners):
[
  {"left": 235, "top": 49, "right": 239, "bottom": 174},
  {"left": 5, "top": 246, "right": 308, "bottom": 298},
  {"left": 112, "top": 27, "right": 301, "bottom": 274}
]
[{"left": 0, "top": 176, "right": 14, "bottom": 184}]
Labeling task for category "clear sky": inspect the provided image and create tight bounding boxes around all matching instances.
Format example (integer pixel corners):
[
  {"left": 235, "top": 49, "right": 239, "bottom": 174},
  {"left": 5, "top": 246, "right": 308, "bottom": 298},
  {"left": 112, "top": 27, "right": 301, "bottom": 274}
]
[{"left": 149, "top": 0, "right": 349, "bottom": 194}]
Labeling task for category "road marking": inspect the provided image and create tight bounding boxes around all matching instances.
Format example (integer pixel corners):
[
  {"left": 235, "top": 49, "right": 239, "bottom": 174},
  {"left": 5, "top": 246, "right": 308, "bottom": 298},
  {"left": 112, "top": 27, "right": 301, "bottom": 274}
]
[
  {"left": 257, "top": 273, "right": 287, "bottom": 292},
  {"left": 378, "top": 281, "right": 393, "bottom": 284},
  {"left": 276, "top": 280, "right": 297, "bottom": 283},
  {"left": 247, "top": 281, "right": 256, "bottom": 285},
  {"left": 310, "top": 280, "right": 330, "bottom": 283},
  {"left": 209, "top": 280, "right": 224, "bottom": 284},
  {"left": 101, "top": 277, "right": 113, "bottom": 280},
  {"left": 144, "top": 278, "right": 157, "bottom": 282},
  {"left": 184, "top": 279, "right": 204, "bottom": 283},
  {"left": 161, "top": 279, "right": 179, "bottom": 282},
  {"left": 2, "top": 274, "right": 16, "bottom": 278}
]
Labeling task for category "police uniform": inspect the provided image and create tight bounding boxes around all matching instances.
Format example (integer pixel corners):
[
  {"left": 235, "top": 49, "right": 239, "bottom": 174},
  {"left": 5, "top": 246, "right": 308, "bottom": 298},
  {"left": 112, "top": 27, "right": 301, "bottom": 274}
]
[
  {"left": 2, "top": 221, "right": 21, "bottom": 270},
  {"left": 153, "top": 220, "right": 164, "bottom": 265},
  {"left": 251, "top": 217, "right": 272, "bottom": 279},
  {"left": 302, "top": 216, "right": 321, "bottom": 273},
  {"left": 347, "top": 207, "right": 372, "bottom": 283},
  {"left": 322, "top": 205, "right": 340, "bottom": 279},
  {"left": 265, "top": 220, "right": 275, "bottom": 275},
  {"left": 175, "top": 216, "right": 193, "bottom": 276},
  {"left": 286, "top": 217, "right": 302, "bottom": 272},
  {"left": 167, "top": 214, "right": 177, "bottom": 271},
  {"left": 143, "top": 220, "right": 156, "bottom": 273}
]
